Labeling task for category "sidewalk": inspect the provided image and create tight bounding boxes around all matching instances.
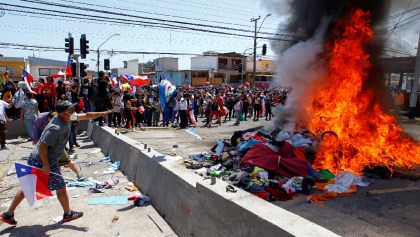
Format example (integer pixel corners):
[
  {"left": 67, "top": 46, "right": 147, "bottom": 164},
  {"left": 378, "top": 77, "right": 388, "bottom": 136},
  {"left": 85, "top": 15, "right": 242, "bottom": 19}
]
[{"left": 0, "top": 133, "right": 176, "bottom": 237}]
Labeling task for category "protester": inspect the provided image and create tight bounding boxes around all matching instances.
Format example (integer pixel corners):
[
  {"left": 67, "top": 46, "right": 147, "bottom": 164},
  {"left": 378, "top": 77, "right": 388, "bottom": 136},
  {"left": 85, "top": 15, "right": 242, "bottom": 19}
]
[
  {"left": 0, "top": 96, "right": 12, "bottom": 150},
  {"left": 179, "top": 97, "right": 188, "bottom": 129},
  {"left": 20, "top": 91, "right": 38, "bottom": 141},
  {"left": 0, "top": 100, "right": 112, "bottom": 226}
]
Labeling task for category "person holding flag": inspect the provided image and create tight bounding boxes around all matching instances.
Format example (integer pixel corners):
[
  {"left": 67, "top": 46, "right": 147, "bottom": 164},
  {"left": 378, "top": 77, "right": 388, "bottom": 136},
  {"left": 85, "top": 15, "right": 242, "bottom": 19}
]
[{"left": 0, "top": 101, "right": 111, "bottom": 225}]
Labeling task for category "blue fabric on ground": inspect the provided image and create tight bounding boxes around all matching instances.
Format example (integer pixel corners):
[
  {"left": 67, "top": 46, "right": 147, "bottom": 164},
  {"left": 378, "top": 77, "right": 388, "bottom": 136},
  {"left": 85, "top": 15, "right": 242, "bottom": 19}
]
[
  {"left": 88, "top": 196, "right": 129, "bottom": 205},
  {"left": 67, "top": 181, "right": 95, "bottom": 187},
  {"left": 189, "top": 153, "right": 209, "bottom": 162},
  {"left": 237, "top": 139, "right": 262, "bottom": 152}
]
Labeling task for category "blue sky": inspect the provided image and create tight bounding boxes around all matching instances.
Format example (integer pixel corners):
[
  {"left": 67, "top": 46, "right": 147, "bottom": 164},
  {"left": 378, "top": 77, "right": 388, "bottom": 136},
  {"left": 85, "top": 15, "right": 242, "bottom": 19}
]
[
  {"left": 0, "top": 0, "right": 418, "bottom": 72},
  {"left": 0, "top": 0, "right": 288, "bottom": 70}
]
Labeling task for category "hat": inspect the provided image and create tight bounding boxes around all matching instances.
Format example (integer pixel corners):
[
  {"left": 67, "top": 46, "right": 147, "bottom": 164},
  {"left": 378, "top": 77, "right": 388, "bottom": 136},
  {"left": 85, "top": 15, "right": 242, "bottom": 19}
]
[{"left": 55, "top": 101, "right": 78, "bottom": 113}]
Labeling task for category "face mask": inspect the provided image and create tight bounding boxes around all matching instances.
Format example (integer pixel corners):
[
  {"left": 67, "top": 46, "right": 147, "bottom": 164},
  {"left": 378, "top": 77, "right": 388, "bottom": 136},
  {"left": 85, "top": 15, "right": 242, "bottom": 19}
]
[{"left": 70, "top": 112, "right": 78, "bottom": 121}]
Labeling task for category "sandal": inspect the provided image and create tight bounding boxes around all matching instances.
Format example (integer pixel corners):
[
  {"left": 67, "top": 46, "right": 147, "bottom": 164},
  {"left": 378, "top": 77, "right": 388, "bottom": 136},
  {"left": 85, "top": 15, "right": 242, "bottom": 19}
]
[{"left": 226, "top": 185, "right": 237, "bottom": 193}]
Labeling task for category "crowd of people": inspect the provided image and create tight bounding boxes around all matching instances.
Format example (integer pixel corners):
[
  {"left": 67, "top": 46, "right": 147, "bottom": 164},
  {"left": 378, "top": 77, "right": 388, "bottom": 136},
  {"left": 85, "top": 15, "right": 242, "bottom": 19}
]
[{"left": 0, "top": 72, "right": 289, "bottom": 150}]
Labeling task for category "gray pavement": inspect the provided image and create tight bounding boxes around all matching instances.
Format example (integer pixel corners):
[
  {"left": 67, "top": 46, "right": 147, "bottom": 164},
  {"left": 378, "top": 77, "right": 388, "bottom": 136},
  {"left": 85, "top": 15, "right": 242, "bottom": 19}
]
[{"left": 0, "top": 133, "right": 176, "bottom": 237}]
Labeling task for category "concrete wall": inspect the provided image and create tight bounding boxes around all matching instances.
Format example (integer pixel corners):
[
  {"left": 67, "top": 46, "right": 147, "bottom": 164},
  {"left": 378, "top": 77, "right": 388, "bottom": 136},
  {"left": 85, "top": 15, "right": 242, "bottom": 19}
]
[
  {"left": 191, "top": 56, "right": 218, "bottom": 70},
  {"left": 89, "top": 123, "right": 339, "bottom": 237},
  {"left": 6, "top": 119, "right": 88, "bottom": 138},
  {"left": 154, "top": 58, "right": 179, "bottom": 72}
]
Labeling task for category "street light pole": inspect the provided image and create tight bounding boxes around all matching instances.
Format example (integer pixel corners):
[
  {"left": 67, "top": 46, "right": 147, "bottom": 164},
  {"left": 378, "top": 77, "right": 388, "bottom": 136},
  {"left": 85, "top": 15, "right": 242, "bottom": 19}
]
[
  {"left": 251, "top": 16, "right": 260, "bottom": 87},
  {"left": 250, "top": 14, "right": 271, "bottom": 87},
  {"left": 96, "top": 33, "right": 120, "bottom": 72},
  {"left": 408, "top": 34, "right": 420, "bottom": 119}
]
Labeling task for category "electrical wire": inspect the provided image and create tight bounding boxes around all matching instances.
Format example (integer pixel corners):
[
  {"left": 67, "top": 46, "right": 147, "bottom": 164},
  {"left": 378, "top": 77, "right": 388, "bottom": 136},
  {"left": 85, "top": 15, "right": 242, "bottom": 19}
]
[
  {"left": 15, "top": 0, "right": 297, "bottom": 39},
  {"left": 2, "top": 3, "right": 298, "bottom": 42}
]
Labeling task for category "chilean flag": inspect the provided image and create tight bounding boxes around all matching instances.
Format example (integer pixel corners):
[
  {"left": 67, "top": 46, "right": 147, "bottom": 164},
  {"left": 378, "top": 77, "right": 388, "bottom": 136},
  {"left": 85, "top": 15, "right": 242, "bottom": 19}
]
[
  {"left": 23, "top": 69, "right": 36, "bottom": 94},
  {"left": 15, "top": 163, "right": 53, "bottom": 206},
  {"left": 65, "top": 54, "right": 72, "bottom": 77},
  {"left": 120, "top": 74, "right": 150, "bottom": 87},
  {"left": 137, "top": 106, "right": 144, "bottom": 114}
]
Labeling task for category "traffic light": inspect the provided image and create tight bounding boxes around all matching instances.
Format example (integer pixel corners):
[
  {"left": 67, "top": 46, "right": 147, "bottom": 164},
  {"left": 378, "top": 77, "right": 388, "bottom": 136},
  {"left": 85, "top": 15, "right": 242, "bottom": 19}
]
[
  {"left": 65, "top": 37, "right": 74, "bottom": 55},
  {"left": 71, "top": 62, "right": 77, "bottom": 77},
  {"left": 104, "top": 59, "right": 110, "bottom": 70},
  {"left": 262, "top": 44, "right": 267, "bottom": 56},
  {"left": 80, "top": 34, "right": 89, "bottom": 59},
  {"left": 238, "top": 63, "right": 243, "bottom": 73},
  {"left": 80, "top": 63, "right": 87, "bottom": 77}
]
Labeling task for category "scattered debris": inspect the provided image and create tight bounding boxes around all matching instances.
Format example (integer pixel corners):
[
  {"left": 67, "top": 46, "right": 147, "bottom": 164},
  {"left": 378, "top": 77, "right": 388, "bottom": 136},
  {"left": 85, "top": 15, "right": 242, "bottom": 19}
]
[
  {"left": 108, "top": 161, "right": 121, "bottom": 171},
  {"left": 112, "top": 215, "right": 119, "bottom": 223},
  {"left": 99, "top": 156, "right": 112, "bottom": 162},
  {"left": 53, "top": 215, "right": 63, "bottom": 223},
  {"left": 147, "top": 214, "right": 163, "bottom": 233}
]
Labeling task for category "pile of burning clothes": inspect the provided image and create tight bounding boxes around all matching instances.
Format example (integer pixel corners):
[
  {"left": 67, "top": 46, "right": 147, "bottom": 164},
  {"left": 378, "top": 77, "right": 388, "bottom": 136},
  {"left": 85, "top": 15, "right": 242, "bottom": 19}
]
[{"left": 185, "top": 127, "right": 374, "bottom": 204}]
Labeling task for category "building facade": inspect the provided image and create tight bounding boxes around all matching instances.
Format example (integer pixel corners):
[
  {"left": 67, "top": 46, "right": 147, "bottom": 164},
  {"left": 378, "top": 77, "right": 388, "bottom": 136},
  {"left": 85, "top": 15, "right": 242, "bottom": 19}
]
[
  {"left": 190, "top": 52, "right": 247, "bottom": 86},
  {"left": 27, "top": 56, "right": 66, "bottom": 80},
  {"left": 0, "top": 56, "right": 26, "bottom": 82}
]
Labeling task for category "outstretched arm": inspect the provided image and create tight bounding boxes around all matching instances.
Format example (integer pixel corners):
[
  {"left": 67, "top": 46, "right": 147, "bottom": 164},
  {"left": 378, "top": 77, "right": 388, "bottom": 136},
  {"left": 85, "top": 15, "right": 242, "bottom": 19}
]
[{"left": 76, "top": 110, "right": 112, "bottom": 121}]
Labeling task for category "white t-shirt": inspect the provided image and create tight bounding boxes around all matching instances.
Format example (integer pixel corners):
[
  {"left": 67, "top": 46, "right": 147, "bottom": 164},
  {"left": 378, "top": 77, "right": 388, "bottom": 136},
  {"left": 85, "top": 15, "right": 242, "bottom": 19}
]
[{"left": 0, "top": 100, "right": 9, "bottom": 122}]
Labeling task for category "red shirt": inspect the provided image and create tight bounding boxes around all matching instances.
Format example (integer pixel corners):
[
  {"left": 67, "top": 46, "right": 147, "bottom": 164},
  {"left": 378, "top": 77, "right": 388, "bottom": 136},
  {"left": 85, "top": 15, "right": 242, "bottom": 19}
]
[
  {"left": 34, "top": 83, "right": 45, "bottom": 95},
  {"left": 44, "top": 82, "right": 57, "bottom": 97}
]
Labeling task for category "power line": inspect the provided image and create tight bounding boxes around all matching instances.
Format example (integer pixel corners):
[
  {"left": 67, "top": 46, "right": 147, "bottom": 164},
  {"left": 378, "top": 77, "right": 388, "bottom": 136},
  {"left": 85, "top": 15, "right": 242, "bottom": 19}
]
[
  {"left": 59, "top": 0, "right": 284, "bottom": 30},
  {"left": 2, "top": 3, "right": 298, "bottom": 42},
  {"left": 386, "top": 5, "right": 420, "bottom": 20},
  {"left": 58, "top": 0, "right": 282, "bottom": 32},
  {"left": 15, "top": 0, "right": 298, "bottom": 40},
  {"left": 88, "top": 0, "right": 283, "bottom": 29},
  {"left": 0, "top": 42, "right": 243, "bottom": 56}
]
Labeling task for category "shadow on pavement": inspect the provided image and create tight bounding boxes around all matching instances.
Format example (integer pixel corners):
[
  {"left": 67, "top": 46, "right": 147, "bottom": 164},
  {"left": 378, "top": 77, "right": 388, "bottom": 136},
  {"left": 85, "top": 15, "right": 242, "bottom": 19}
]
[{"left": 0, "top": 223, "right": 88, "bottom": 237}]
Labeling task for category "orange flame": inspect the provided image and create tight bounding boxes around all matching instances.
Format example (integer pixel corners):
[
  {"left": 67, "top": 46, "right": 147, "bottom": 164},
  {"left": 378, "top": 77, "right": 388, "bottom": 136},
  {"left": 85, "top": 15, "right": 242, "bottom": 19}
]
[{"left": 308, "top": 9, "right": 420, "bottom": 174}]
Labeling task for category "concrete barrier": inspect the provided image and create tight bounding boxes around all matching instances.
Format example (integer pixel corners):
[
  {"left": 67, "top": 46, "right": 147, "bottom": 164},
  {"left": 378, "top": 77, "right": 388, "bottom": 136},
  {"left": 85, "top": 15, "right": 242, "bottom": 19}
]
[
  {"left": 6, "top": 119, "right": 88, "bottom": 138},
  {"left": 89, "top": 122, "right": 339, "bottom": 237}
]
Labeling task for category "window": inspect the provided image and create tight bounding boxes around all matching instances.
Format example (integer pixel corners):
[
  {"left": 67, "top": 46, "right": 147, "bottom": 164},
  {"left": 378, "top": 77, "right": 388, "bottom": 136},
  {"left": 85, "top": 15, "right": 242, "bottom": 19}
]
[
  {"left": 255, "top": 76, "right": 268, "bottom": 82},
  {"left": 265, "top": 63, "right": 270, "bottom": 71},
  {"left": 39, "top": 68, "right": 62, "bottom": 76},
  {"left": 192, "top": 71, "right": 207, "bottom": 77},
  {"left": 0, "top": 66, "right": 14, "bottom": 76},
  {"left": 39, "top": 68, "right": 50, "bottom": 76},
  {"left": 123, "top": 61, "right": 127, "bottom": 68},
  {"left": 230, "top": 75, "right": 241, "bottom": 83}
]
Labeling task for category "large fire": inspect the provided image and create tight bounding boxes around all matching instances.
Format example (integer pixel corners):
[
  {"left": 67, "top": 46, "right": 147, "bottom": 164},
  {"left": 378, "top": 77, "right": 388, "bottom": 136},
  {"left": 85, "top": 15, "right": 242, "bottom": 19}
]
[{"left": 308, "top": 9, "right": 420, "bottom": 174}]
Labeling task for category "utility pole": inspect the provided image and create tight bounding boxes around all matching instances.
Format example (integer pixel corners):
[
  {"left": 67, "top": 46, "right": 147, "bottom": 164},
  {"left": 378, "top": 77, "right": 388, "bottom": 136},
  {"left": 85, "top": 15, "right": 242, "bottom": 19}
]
[
  {"left": 97, "top": 48, "right": 100, "bottom": 72},
  {"left": 251, "top": 16, "right": 260, "bottom": 87},
  {"left": 408, "top": 34, "right": 420, "bottom": 119}
]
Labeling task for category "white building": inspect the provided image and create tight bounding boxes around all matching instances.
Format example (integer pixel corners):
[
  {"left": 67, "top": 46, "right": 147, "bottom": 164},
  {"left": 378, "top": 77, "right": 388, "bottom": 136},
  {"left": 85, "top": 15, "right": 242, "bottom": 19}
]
[
  {"left": 115, "top": 59, "right": 139, "bottom": 75},
  {"left": 154, "top": 57, "right": 178, "bottom": 71},
  {"left": 27, "top": 56, "right": 66, "bottom": 79}
]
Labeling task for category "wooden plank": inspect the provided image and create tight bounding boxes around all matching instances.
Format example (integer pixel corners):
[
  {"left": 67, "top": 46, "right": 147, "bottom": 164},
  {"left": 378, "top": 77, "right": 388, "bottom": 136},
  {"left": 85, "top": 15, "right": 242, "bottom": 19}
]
[{"left": 368, "top": 187, "right": 420, "bottom": 195}]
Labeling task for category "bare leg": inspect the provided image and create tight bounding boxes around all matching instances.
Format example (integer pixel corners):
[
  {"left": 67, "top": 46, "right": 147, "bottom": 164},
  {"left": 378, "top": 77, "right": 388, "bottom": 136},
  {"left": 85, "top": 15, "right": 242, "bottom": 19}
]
[
  {"left": 67, "top": 160, "right": 81, "bottom": 177},
  {"left": 7, "top": 189, "right": 25, "bottom": 213},
  {"left": 56, "top": 187, "right": 70, "bottom": 213}
]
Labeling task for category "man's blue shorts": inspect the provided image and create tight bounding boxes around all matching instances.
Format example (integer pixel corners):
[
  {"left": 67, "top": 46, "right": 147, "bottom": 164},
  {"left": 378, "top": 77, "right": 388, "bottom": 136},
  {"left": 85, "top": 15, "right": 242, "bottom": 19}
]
[{"left": 28, "top": 154, "right": 65, "bottom": 191}]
